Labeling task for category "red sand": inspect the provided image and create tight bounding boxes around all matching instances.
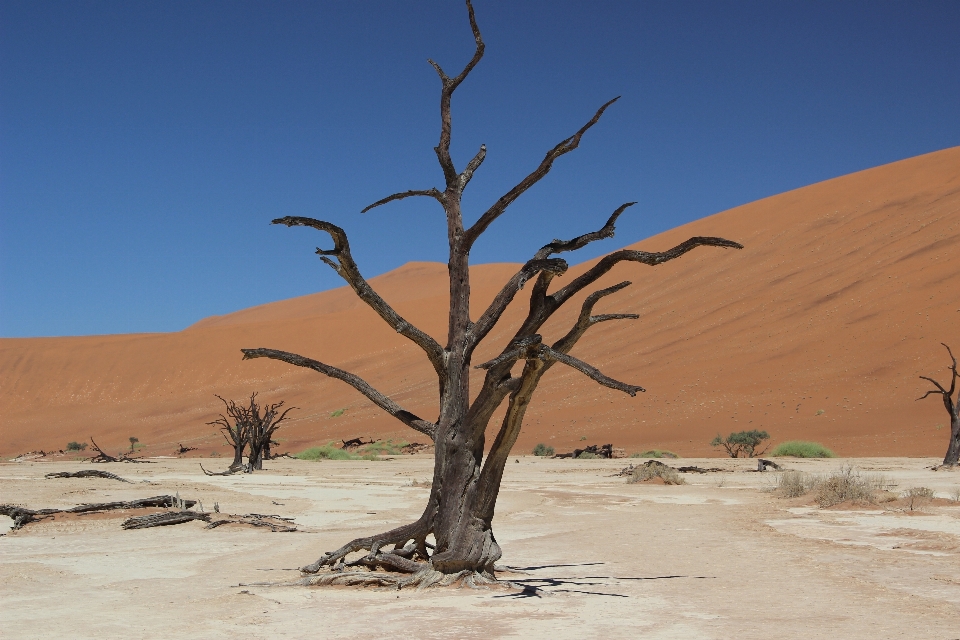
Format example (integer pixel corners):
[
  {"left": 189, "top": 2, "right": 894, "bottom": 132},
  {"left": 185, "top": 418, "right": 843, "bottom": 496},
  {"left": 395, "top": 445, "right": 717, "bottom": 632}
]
[{"left": 1, "top": 147, "right": 958, "bottom": 458}]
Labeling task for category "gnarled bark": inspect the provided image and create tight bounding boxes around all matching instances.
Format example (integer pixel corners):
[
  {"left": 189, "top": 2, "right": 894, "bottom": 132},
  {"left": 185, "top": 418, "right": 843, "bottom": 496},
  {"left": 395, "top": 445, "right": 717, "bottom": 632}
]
[{"left": 243, "top": 0, "right": 743, "bottom": 585}]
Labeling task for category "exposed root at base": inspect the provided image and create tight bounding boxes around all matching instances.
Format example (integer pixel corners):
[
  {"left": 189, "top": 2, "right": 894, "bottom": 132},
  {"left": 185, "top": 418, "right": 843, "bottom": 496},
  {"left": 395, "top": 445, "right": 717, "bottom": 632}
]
[{"left": 248, "top": 567, "right": 514, "bottom": 591}]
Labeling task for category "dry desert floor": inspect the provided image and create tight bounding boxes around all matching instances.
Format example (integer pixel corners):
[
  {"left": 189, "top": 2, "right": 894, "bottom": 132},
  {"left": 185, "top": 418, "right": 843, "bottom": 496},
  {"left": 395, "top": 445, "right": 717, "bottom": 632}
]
[{"left": 2, "top": 456, "right": 960, "bottom": 639}]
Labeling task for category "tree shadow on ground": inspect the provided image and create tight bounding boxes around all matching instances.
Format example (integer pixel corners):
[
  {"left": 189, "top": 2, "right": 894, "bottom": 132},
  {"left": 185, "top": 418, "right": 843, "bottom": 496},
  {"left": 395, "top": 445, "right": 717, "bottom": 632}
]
[{"left": 494, "top": 564, "right": 716, "bottom": 599}]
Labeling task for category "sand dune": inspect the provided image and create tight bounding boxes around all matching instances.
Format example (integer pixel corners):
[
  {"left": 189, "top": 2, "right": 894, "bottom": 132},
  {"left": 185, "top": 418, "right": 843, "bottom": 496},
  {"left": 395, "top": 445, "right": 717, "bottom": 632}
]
[{"left": 1, "top": 147, "right": 958, "bottom": 458}]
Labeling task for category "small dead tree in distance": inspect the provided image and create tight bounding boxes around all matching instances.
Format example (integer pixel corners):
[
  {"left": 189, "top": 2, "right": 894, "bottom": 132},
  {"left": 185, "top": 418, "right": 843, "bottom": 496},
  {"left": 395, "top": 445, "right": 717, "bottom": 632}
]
[
  {"left": 918, "top": 343, "right": 960, "bottom": 466},
  {"left": 242, "top": 1, "right": 743, "bottom": 587},
  {"left": 247, "top": 396, "right": 296, "bottom": 471},
  {"left": 208, "top": 394, "right": 253, "bottom": 471},
  {"left": 207, "top": 393, "right": 296, "bottom": 472}
]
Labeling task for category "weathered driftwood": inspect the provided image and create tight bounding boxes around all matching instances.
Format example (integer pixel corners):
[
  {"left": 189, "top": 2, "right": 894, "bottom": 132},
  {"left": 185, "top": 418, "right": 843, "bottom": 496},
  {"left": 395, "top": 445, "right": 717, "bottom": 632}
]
[
  {"left": 756, "top": 458, "right": 782, "bottom": 471},
  {"left": 122, "top": 511, "right": 211, "bottom": 529},
  {"left": 0, "top": 495, "right": 199, "bottom": 530},
  {"left": 45, "top": 470, "right": 131, "bottom": 483},
  {"left": 199, "top": 462, "right": 246, "bottom": 476},
  {"left": 205, "top": 513, "right": 297, "bottom": 532},
  {"left": 677, "top": 465, "right": 724, "bottom": 473},
  {"left": 175, "top": 443, "right": 198, "bottom": 455}
]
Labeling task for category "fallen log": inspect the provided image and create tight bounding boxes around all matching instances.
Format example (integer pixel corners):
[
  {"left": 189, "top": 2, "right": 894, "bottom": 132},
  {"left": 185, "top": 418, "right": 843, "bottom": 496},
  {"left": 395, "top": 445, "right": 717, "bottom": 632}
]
[
  {"left": 45, "top": 470, "right": 131, "bottom": 483},
  {"left": 122, "top": 511, "right": 211, "bottom": 529},
  {"left": 677, "top": 466, "right": 724, "bottom": 473},
  {"left": 205, "top": 513, "right": 297, "bottom": 532},
  {"left": 0, "top": 495, "right": 198, "bottom": 530}
]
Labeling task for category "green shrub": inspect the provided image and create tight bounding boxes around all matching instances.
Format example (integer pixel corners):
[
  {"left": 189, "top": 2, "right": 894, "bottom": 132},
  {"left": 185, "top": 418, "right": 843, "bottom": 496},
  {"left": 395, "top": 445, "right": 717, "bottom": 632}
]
[
  {"left": 710, "top": 430, "right": 770, "bottom": 458},
  {"left": 630, "top": 450, "right": 678, "bottom": 459},
  {"left": 66, "top": 441, "right": 87, "bottom": 451},
  {"left": 330, "top": 408, "right": 345, "bottom": 418},
  {"left": 532, "top": 443, "right": 555, "bottom": 457},
  {"left": 358, "top": 440, "right": 408, "bottom": 456},
  {"left": 771, "top": 441, "right": 835, "bottom": 458},
  {"left": 295, "top": 443, "right": 377, "bottom": 461},
  {"left": 577, "top": 451, "right": 599, "bottom": 459},
  {"left": 627, "top": 461, "right": 685, "bottom": 485}
]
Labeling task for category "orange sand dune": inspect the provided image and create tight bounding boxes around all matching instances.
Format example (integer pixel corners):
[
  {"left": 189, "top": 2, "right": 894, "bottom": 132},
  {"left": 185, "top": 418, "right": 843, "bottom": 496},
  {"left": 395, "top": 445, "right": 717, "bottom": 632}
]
[{"left": 2, "top": 147, "right": 958, "bottom": 459}]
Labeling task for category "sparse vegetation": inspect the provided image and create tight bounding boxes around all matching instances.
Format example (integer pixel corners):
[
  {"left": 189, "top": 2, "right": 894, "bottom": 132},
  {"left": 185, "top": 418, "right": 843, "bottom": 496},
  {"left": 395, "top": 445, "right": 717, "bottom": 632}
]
[
  {"left": 627, "top": 461, "right": 685, "bottom": 485},
  {"left": 330, "top": 408, "right": 346, "bottom": 418},
  {"left": 532, "top": 443, "right": 554, "bottom": 457},
  {"left": 710, "top": 430, "right": 770, "bottom": 458},
  {"left": 357, "top": 440, "right": 408, "bottom": 456},
  {"left": 66, "top": 441, "right": 87, "bottom": 451},
  {"left": 577, "top": 451, "right": 599, "bottom": 459},
  {"left": 129, "top": 436, "right": 139, "bottom": 452},
  {"left": 902, "top": 486, "right": 935, "bottom": 511},
  {"left": 951, "top": 487, "right": 960, "bottom": 503},
  {"left": 630, "top": 449, "right": 678, "bottom": 459},
  {"left": 777, "top": 470, "right": 814, "bottom": 498},
  {"left": 580, "top": 436, "right": 587, "bottom": 441},
  {"left": 814, "top": 466, "right": 874, "bottom": 507},
  {"left": 771, "top": 441, "right": 835, "bottom": 458},
  {"left": 296, "top": 444, "right": 378, "bottom": 461}
]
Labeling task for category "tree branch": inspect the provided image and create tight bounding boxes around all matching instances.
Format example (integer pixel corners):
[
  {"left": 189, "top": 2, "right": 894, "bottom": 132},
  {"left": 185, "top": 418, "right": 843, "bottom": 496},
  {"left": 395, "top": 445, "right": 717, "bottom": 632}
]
[
  {"left": 539, "top": 345, "right": 644, "bottom": 396},
  {"left": 241, "top": 348, "right": 438, "bottom": 440},
  {"left": 360, "top": 189, "right": 445, "bottom": 214},
  {"left": 429, "top": 0, "right": 485, "bottom": 189},
  {"left": 463, "top": 97, "right": 620, "bottom": 248},
  {"left": 271, "top": 216, "right": 446, "bottom": 378},
  {"left": 466, "top": 203, "right": 635, "bottom": 354},
  {"left": 551, "top": 236, "right": 744, "bottom": 308}
]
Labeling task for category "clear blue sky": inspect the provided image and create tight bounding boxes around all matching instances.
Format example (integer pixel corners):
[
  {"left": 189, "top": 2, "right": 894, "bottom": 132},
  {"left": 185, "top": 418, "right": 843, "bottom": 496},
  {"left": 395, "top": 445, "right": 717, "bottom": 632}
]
[{"left": 2, "top": 0, "right": 958, "bottom": 337}]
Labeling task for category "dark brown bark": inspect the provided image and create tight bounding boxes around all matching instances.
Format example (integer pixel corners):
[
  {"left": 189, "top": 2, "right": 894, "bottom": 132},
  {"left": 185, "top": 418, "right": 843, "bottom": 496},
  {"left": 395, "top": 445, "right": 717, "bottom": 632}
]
[
  {"left": 243, "top": 0, "right": 743, "bottom": 582},
  {"left": 918, "top": 343, "right": 960, "bottom": 466}
]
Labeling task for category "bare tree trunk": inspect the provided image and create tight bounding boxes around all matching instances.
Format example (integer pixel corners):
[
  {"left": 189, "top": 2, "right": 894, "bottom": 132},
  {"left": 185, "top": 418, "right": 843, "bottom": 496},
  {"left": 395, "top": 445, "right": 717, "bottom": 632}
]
[
  {"left": 243, "top": 0, "right": 742, "bottom": 583},
  {"left": 918, "top": 343, "right": 960, "bottom": 467}
]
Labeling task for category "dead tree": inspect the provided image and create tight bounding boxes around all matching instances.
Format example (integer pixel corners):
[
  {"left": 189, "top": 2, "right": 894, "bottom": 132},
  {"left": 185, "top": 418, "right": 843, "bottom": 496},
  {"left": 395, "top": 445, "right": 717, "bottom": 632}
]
[
  {"left": 918, "top": 343, "right": 960, "bottom": 466},
  {"left": 207, "top": 394, "right": 254, "bottom": 470},
  {"left": 242, "top": 0, "right": 742, "bottom": 587},
  {"left": 247, "top": 397, "right": 296, "bottom": 471},
  {"left": 206, "top": 393, "right": 295, "bottom": 472}
]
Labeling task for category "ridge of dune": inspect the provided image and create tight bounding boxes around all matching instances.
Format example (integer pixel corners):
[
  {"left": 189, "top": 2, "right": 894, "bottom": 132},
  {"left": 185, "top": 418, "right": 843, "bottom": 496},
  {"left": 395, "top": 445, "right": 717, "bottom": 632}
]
[{"left": 1, "top": 147, "right": 958, "bottom": 458}]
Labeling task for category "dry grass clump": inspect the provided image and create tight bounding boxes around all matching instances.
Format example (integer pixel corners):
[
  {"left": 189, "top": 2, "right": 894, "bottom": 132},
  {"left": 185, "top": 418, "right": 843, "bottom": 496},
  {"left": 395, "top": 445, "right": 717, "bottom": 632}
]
[
  {"left": 776, "top": 470, "right": 814, "bottom": 498},
  {"left": 775, "top": 467, "right": 883, "bottom": 507},
  {"left": 814, "top": 466, "right": 875, "bottom": 507},
  {"left": 902, "top": 486, "right": 935, "bottom": 511},
  {"left": 627, "top": 461, "right": 685, "bottom": 485}
]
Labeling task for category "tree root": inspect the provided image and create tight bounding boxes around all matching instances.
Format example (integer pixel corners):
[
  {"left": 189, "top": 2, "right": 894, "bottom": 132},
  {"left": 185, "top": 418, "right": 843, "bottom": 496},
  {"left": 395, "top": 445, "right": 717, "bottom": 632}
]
[
  {"left": 45, "top": 470, "right": 131, "bottom": 483},
  {"left": 296, "top": 566, "right": 506, "bottom": 591}
]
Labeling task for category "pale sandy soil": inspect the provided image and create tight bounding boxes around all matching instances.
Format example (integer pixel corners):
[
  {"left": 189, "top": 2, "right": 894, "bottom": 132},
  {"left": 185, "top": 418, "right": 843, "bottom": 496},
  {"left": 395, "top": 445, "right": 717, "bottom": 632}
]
[{"left": 2, "top": 456, "right": 959, "bottom": 639}]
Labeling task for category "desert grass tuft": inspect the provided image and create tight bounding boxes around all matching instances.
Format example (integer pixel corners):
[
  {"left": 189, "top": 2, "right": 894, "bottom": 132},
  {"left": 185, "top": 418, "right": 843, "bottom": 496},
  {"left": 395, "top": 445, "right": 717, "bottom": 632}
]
[
  {"left": 902, "top": 486, "right": 935, "bottom": 511},
  {"left": 776, "top": 470, "right": 814, "bottom": 498},
  {"left": 814, "top": 466, "right": 874, "bottom": 507}
]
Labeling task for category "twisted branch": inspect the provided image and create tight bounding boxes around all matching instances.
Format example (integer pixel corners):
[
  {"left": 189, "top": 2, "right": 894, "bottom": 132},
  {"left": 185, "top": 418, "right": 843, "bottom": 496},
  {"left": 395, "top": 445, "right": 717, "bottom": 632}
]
[
  {"left": 463, "top": 97, "right": 620, "bottom": 249},
  {"left": 241, "top": 348, "right": 437, "bottom": 439},
  {"left": 270, "top": 216, "right": 445, "bottom": 378}
]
